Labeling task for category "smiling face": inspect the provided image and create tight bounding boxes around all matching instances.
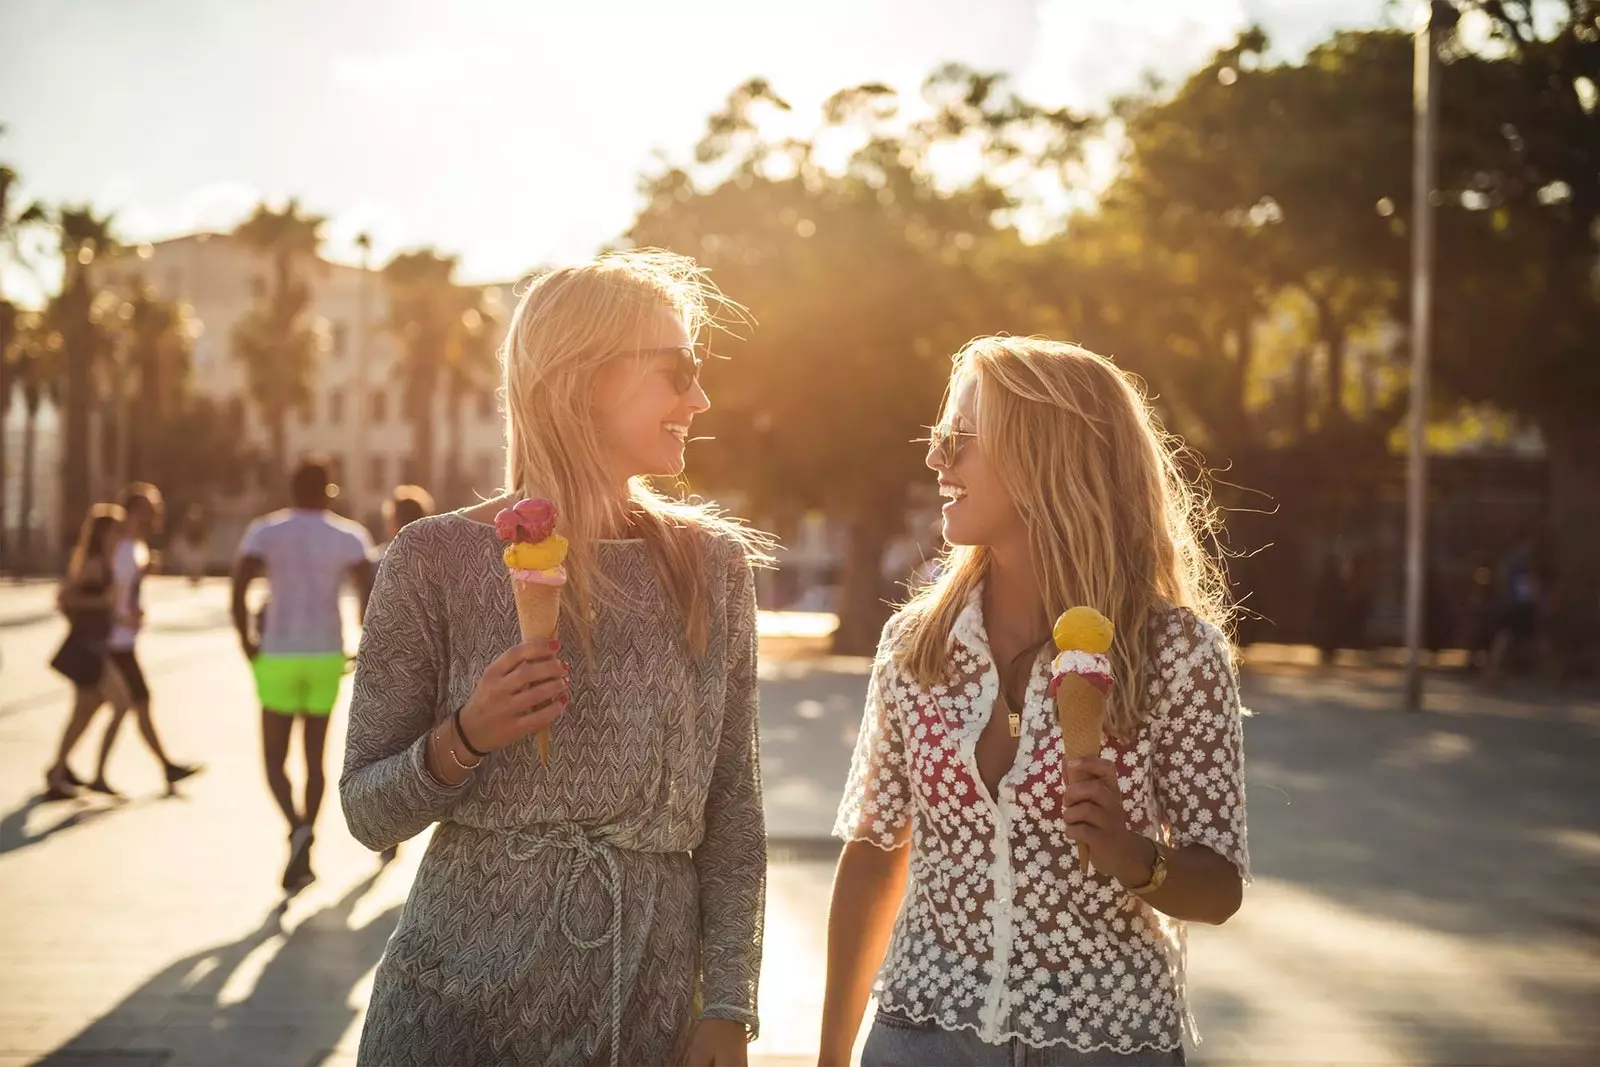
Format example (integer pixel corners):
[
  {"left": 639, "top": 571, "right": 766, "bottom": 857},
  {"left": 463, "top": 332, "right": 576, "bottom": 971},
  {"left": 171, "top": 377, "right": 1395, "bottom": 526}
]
[
  {"left": 591, "top": 305, "right": 710, "bottom": 483},
  {"left": 927, "top": 371, "right": 1026, "bottom": 554}
]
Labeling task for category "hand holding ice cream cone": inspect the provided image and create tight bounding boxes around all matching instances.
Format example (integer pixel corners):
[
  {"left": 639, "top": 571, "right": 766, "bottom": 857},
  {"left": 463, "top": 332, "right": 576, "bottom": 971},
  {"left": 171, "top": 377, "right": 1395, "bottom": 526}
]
[
  {"left": 1051, "top": 606, "right": 1113, "bottom": 872},
  {"left": 496, "top": 498, "right": 570, "bottom": 767}
]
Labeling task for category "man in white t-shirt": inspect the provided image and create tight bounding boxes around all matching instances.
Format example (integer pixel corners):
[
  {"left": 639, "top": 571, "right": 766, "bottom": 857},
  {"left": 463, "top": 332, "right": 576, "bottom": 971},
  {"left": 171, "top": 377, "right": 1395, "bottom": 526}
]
[
  {"left": 88, "top": 482, "right": 202, "bottom": 795},
  {"left": 232, "top": 459, "right": 375, "bottom": 893}
]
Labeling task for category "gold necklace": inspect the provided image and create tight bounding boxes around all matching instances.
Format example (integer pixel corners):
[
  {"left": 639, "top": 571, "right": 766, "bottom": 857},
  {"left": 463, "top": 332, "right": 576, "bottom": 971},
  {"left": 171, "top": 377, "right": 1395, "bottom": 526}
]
[{"left": 998, "top": 688, "right": 1022, "bottom": 738}]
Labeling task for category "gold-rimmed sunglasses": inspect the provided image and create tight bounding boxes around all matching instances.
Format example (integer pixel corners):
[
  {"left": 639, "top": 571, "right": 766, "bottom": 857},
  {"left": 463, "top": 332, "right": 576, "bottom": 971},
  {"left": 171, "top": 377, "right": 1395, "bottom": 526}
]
[{"left": 915, "top": 422, "right": 978, "bottom": 467}]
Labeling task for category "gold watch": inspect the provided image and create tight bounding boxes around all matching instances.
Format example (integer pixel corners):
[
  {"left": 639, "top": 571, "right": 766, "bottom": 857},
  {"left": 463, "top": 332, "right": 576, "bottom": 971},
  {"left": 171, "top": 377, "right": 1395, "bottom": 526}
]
[{"left": 1126, "top": 839, "right": 1169, "bottom": 896}]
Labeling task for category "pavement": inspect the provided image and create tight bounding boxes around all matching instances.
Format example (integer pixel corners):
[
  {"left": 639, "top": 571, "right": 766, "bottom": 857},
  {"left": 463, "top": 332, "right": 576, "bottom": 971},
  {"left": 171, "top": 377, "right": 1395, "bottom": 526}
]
[{"left": 0, "top": 576, "right": 1596, "bottom": 1066}]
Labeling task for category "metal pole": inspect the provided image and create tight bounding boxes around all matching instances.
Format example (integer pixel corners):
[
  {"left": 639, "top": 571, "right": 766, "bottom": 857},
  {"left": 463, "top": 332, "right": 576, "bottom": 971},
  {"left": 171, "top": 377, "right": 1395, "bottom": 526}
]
[
  {"left": 352, "top": 232, "right": 371, "bottom": 523},
  {"left": 1403, "top": 1, "right": 1442, "bottom": 711}
]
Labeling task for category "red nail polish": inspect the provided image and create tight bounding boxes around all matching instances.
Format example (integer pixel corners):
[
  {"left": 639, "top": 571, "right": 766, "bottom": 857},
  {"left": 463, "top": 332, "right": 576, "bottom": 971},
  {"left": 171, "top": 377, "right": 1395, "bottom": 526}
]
[
  {"left": 548, "top": 639, "right": 561, "bottom": 650},
  {"left": 559, "top": 694, "right": 569, "bottom": 705}
]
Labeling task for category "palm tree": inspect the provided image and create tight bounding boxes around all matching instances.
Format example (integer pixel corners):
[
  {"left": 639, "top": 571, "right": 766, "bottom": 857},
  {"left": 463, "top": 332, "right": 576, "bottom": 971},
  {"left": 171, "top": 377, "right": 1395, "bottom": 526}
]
[
  {"left": 382, "top": 249, "right": 459, "bottom": 494},
  {"left": 442, "top": 286, "right": 501, "bottom": 503},
  {"left": 11, "top": 309, "right": 58, "bottom": 571},
  {"left": 0, "top": 152, "right": 47, "bottom": 561},
  {"left": 231, "top": 199, "right": 326, "bottom": 483},
  {"left": 121, "top": 282, "right": 195, "bottom": 484},
  {"left": 55, "top": 207, "right": 118, "bottom": 548}
]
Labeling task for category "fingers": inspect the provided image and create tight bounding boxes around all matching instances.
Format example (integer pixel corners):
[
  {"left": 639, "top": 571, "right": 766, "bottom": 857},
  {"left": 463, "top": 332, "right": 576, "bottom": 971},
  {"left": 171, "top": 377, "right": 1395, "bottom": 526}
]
[
  {"left": 1060, "top": 777, "right": 1121, "bottom": 810},
  {"left": 1066, "top": 757, "right": 1117, "bottom": 783},
  {"left": 518, "top": 678, "right": 569, "bottom": 716},
  {"left": 502, "top": 655, "right": 567, "bottom": 692},
  {"left": 492, "top": 639, "right": 561, "bottom": 677},
  {"left": 1060, "top": 801, "right": 1118, "bottom": 832}
]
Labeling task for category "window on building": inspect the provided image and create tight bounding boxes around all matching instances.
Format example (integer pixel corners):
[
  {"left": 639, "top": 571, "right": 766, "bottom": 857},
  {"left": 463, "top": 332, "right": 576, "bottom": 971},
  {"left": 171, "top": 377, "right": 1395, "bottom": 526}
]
[
  {"left": 328, "top": 454, "right": 345, "bottom": 488},
  {"left": 299, "top": 398, "right": 315, "bottom": 426},
  {"left": 479, "top": 453, "right": 500, "bottom": 490},
  {"left": 370, "top": 455, "right": 387, "bottom": 494},
  {"left": 331, "top": 321, "right": 348, "bottom": 359},
  {"left": 371, "top": 390, "right": 387, "bottom": 423},
  {"left": 477, "top": 388, "right": 496, "bottom": 419},
  {"left": 328, "top": 389, "right": 345, "bottom": 425}
]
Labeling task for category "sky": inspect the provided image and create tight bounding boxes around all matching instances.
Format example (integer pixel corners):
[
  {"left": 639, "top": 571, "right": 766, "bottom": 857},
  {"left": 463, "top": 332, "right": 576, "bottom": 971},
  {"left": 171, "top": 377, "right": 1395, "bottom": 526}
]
[{"left": 2, "top": 0, "right": 1393, "bottom": 290}]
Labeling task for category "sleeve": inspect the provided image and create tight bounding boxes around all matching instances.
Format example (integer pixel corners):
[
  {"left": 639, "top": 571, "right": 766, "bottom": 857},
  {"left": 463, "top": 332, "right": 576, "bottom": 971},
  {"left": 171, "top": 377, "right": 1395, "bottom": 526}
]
[
  {"left": 1151, "top": 612, "right": 1251, "bottom": 882},
  {"left": 831, "top": 619, "right": 913, "bottom": 850},
  {"left": 693, "top": 544, "right": 767, "bottom": 1038},
  {"left": 347, "top": 521, "right": 376, "bottom": 565},
  {"left": 338, "top": 523, "right": 473, "bottom": 851},
  {"left": 235, "top": 518, "right": 263, "bottom": 560}
]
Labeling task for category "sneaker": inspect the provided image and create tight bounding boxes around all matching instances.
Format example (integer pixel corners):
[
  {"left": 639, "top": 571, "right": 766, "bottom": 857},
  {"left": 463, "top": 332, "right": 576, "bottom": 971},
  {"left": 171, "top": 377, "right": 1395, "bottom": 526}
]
[
  {"left": 282, "top": 825, "right": 316, "bottom": 893},
  {"left": 165, "top": 763, "right": 203, "bottom": 786}
]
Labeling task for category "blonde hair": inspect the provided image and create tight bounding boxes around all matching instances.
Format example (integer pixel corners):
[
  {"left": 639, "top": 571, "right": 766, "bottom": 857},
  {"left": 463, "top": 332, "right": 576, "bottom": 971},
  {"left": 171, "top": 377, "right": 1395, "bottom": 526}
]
[
  {"left": 501, "top": 248, "right": 773, "bottom": 656},
  {"left": 895, "top": 336, "right": 1232, "bottom": 738},
  {"left": 68, "top": 503, "right": 126, "bottom": 584}
]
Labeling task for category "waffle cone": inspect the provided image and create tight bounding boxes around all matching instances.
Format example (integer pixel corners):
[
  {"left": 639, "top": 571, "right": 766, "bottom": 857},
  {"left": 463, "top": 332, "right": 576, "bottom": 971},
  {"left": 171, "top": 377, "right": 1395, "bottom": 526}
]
[
  {"left": 511, "top": 577, "right": 563, "bottom": 766},
  {"left": 1056, "top": 673, "right": 1106, "bottom": 872}
]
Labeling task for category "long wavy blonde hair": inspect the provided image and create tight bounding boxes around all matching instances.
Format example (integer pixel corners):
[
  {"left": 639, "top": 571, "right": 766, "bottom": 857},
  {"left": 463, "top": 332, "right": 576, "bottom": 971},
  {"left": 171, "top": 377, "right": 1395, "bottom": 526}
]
[
  {"left": 894, "top": 336, "right": 1232, "bottom": 738},
  {"left": 501, "top": 248, "right": 773, "bottom": 657}
]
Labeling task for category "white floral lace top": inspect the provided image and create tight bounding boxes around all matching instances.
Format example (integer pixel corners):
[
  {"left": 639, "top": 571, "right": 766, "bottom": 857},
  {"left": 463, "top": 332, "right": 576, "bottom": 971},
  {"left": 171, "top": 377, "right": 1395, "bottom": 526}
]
[{"left": 833, "top": 590, "right": 1250, "bottom": 1055}]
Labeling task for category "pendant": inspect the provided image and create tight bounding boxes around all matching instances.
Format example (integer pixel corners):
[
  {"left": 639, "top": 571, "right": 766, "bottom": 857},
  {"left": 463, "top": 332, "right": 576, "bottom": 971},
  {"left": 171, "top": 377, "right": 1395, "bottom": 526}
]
[{"left": 1008, "top": 712, "right": 1021, "bottom": 738}]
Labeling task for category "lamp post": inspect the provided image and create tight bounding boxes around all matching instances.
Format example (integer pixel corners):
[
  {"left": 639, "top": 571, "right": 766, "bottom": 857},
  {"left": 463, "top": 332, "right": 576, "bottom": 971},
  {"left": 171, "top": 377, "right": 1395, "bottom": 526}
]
[{"left": 1403, "top": 1, "right": 1451, "bottom": 711}]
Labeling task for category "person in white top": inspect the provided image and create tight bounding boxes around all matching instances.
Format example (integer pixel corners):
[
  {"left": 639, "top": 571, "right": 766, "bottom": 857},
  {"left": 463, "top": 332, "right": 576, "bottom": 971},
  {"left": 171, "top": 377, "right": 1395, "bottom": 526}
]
[
  {"left": 232, "top": 459, "right": 375, "bottom": 893},
  {"left": 86, "top": 482, "right": 202, "bottom": 796},
  {"left": 822, "top": 337, "right": 1249, "bottom": 1067}
]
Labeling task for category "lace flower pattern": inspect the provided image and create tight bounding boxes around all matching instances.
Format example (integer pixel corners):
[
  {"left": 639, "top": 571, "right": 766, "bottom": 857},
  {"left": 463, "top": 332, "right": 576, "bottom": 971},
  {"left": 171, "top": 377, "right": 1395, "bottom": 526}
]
[{"left": 833, "top": 590, "right": 1249, "bottom": 1054}]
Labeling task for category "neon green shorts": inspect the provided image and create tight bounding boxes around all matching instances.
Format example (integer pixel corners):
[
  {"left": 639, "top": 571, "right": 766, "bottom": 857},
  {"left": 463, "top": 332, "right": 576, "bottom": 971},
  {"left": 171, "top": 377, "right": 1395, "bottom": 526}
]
[{"left": 252, "top": 653, "right": 347, "bottom": 716}]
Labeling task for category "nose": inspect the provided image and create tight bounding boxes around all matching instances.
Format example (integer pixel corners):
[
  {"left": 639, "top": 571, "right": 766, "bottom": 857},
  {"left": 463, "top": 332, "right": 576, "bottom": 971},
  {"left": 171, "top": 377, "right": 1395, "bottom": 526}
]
[
  {"left": 687, "top": 379, "right": 711, "bottom": 415},
  {"left": 925, "top": 439, "right": 945, "bottom": 474}
]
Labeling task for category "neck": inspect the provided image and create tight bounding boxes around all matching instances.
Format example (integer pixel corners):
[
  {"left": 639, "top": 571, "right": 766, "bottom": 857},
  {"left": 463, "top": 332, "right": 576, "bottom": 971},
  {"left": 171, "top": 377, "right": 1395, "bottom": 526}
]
[{"left": 983, "top": 537, "right": 1047, "bottom": 649}]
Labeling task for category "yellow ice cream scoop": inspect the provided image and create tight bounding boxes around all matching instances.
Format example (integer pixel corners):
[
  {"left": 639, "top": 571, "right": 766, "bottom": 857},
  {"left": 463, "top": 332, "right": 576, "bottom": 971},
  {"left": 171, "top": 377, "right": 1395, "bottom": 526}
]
[
  {"left": 1053, "top": 606, "right": 1114, "bottom": 654},
  {"left": 503, "top": 535, "right": 569, "bottom": 572}
]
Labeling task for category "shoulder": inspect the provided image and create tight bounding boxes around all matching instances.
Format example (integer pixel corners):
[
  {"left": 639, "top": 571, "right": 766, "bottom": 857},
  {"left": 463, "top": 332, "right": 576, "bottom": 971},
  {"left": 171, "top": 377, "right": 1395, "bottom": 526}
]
[
  {"left": 327, "top": 513, "right": 374, "bottom": 548},
  {"left": 1146, "top": 604, "right": 1237, "bottom": 708},
  {"left": 383, "top": 512, "right": 480, "bottom": 570}
]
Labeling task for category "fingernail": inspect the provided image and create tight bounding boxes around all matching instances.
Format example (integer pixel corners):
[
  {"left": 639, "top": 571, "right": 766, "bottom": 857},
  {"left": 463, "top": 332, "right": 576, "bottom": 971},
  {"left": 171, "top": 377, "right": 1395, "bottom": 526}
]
[
  {"left": 548, "top": 639, "right": 561, "bottom": 651},
  {"left": 559, "top": 694, "right": 569, "bottom": 705}
]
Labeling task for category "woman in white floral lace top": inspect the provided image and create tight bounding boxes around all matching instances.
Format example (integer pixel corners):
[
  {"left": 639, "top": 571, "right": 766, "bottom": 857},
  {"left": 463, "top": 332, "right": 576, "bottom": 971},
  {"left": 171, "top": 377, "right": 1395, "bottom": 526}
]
[{"left": 820, "top": 337, "right": 1250, "bottom": 1066}]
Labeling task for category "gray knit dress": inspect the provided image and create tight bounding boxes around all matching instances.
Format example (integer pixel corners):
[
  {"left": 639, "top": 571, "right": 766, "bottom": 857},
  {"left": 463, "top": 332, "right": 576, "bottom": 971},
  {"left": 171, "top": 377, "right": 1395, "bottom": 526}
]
[{"left": 340, "top": 512, "right": 765, "bottom": 1067}]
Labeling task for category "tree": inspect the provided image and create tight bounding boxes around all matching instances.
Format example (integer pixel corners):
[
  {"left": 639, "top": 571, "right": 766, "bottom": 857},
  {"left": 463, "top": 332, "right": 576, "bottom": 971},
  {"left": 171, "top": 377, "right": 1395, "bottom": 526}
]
[
  {"left": 120, "top": 282, "right": 196, "bottom": 486},
  {"left": 1428, "top": 1, "right": 1600, "bottom": 660},
  {"left": 630, "top": 72, "right": 1092, "bottom": 652},
  {"left": 0, "top": 158, "right": 46, "bottom": 563},
  {"left": 8, "top": 308, "right": 58, "bottom": 571},
  {"left": 442, "top": 286, "right": 501, "bottom": 504},
  {"left": 231, "top": 199, "right": 327, "bottom": 483},
  {"left": 55, "top": 207, "right": 118, "bottom": 548},
  {"left": 383, "top": 249, "right": 461, "bottom": 495}
]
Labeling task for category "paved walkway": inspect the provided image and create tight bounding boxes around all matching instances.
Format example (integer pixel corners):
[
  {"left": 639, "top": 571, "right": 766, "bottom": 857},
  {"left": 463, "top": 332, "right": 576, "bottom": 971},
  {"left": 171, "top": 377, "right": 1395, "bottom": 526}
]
[{"left": 1, "top": 577, "right": 1596, "bottom": 1065}]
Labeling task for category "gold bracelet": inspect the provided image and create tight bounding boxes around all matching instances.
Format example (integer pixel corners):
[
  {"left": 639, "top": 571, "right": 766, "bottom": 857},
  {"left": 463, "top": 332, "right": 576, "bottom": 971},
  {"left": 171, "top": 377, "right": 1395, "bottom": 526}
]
[{"left": 435, "top": 728, "right": 481, "bottom": 774}]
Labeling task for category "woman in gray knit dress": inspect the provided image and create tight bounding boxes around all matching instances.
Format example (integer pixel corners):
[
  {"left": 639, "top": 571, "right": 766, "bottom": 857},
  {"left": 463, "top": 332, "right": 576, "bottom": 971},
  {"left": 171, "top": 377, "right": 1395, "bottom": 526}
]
[{"left": 341, "top": 250, "right": 771, "bottom": 1066}]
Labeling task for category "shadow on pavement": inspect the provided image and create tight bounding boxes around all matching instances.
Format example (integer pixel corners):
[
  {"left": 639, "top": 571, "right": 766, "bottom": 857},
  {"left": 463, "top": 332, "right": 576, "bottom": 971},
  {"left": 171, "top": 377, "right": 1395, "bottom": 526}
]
[
  {"left": 0, "top": 795, "right": 124, "bottom": 857},
  {"left": 31, "top": 871, "right": 401, "bottom": 1067},
  {"left": 1188, "top": 664, "right": 1600, "bottom": 1063}
]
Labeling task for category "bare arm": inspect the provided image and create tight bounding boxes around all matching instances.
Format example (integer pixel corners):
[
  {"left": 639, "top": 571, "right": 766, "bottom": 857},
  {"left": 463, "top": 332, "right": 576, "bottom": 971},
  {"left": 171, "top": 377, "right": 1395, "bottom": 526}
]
[
  {"left": 819, "top": 841, "right": 909, "bottom": 1066},
  {"left": 231, "top": 555, "right": 264, "bottom": 658}
]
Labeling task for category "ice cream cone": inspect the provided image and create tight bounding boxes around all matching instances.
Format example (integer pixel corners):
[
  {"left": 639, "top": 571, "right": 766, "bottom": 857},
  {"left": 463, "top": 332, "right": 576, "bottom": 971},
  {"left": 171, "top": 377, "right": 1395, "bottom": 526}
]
[
  {"left": 511, "top": 577, "right": 562, "bottom": 766},
  {"left": 1056, "top": 672, "right": 1105, "bottom": 872}
]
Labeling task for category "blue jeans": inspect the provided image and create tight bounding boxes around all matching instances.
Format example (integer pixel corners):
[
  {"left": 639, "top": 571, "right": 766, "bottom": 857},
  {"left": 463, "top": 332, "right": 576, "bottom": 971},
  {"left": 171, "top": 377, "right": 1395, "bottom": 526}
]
[{"left": 860, "top": 1009, "right": 1186, "bottom": 1067}]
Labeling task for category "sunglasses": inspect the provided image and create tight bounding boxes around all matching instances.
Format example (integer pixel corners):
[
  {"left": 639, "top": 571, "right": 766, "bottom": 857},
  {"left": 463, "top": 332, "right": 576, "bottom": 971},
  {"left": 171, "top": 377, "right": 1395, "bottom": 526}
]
[
  {"left": 917, "top": 422, "right": 978, "bottom": 467},
  {"left": 626, "top": 345, "right": 704, "bottom": 395}
]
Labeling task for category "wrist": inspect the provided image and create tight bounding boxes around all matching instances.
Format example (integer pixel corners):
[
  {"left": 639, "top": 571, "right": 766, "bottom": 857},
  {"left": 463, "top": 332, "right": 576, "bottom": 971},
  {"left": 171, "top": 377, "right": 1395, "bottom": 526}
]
[
  {"left": 1106, "top": 831, "right": 1158, "bottom": 887},
  {"left": 454, "top": 705, "right": 491, "bottom": 757}
]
